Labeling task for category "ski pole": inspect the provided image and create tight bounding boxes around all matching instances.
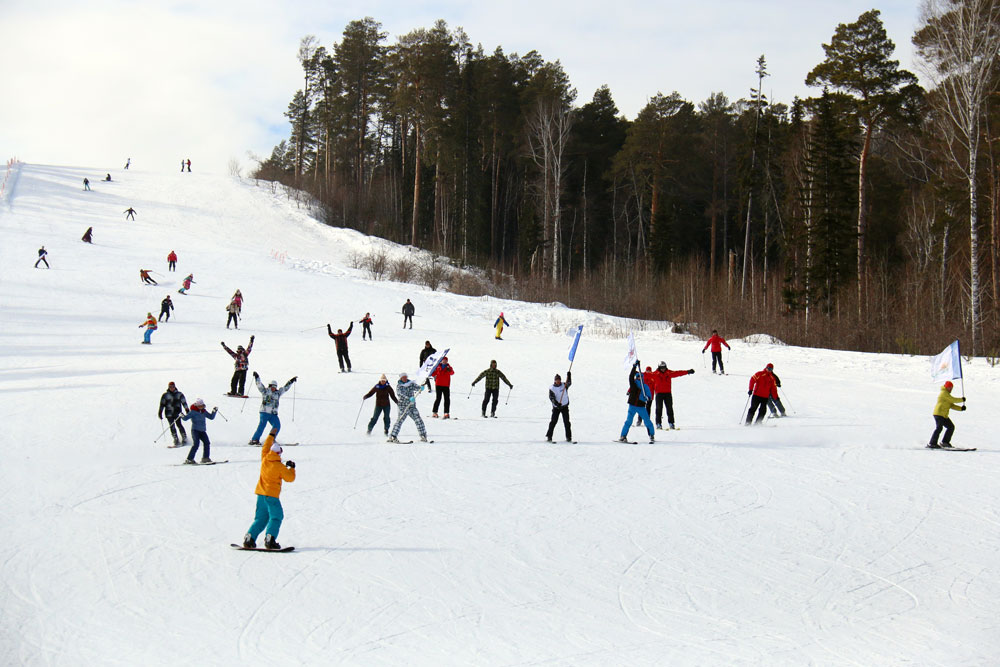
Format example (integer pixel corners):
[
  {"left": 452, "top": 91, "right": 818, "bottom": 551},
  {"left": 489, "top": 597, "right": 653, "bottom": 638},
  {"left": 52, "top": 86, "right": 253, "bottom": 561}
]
[
  {"left": 241, "top": 396, "right": 249, "bottom": 414},
  {"left": 505, "top": 385, "right": 513, "bottom": 405},
  {"left": 353, "top": 397, "right": 366, "bottom": 429},
  {"left": 215, "top": 409, "right": 229, "bottom": 422},
  {"left": 467, "top": 385, "right": 474, "bottom": 399},
  {"left": 739, "top": 394, "right": 751, "bottom": 425},
  {"left": 778, "top": 387, "right": 793, "bottom": 414},
  {"left": 154, "top": 416, "right": 180, "bottom": 443},
  {"left": 702, "top": 353, "right": 706, "bottom": 369},
  {"left": 298, "top": 324, "right": 326, "bottom": 333},
  {"left": 292, "top": 382, "right": 296, "bottom": 422}
]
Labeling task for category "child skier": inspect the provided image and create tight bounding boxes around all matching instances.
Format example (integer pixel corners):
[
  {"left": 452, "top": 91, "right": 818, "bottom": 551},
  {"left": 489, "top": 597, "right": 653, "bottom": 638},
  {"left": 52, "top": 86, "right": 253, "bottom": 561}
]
[
  {"left": 222, "top": 336, "right": 254, "bottom": 396},
  {"left": 248, "top": 372, "right": 296, "bottom": 445},
  {"left": 746, "top": 363, "right": 778, "bottom": 425},
  {"left": 180, "top": 399, "right": 218, "bottom": 463},
  {"left": 360, "top": 313, "right": 373, "bottom": 340},
  {"left": 388, "top": 372, "right": 428, "bottom": 443},
  {"left": 139, "top": 313, "right": 158, "bottom": 344},
  {"left": 158, "top": 381, "right": 190, "bottom": 446},
  {"left": 650, "top": 361, "right": 695, "bottom": 429},
  {"left": 178, "top": 273, "right": 194, "bottom": 294},
  {"left": 928, "top": 381, "right": 967, "bottom": 448},
  {"left": 494, "top": 312, "right": 510, "bottom": 340},
  {"left": 159, "top": 295, "right": 174, "bottom": 322},
  {"left": 768, "top": 370, "right": 787, "bottom": 418},
  {"left": 431, "top": 356, "right": 454, "bottom": 418},
  {"left": 545, "top": 372, "right": 572, "bottom": 442},
  {"left": 231, "top": 290, "right": 243, "bottom": 314},
  {"left": 619, "top": 361, "right": 655, "bottom": 444},
  {"left": 327, "top": 323, "right": 353, "bottom": 372},
  {"left": 702, "top": 330, "right": 731, "bottom": 374},
  {"left": 363, "top": 374, "right": 398, "bottom": 436},
  {"left": 242, "top": 427, "right": 296, "bottom": 550},
  {"left": 471, "top": 360, "right": 513, "bottom": 418}
]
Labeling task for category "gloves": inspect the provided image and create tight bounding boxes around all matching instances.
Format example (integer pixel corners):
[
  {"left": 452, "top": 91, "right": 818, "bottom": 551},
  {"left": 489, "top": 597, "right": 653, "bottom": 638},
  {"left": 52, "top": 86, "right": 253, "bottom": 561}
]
[
  {"left": 960, "top": 396, "right": 966, "bottom": 401},
  {"left": 212, "top": 407, "right": 218, "bottom": 413},
  {"left": 250, "top": 335, "right": 255, "bottom": 341},
  {"left": 748, "top": 390, "right": 752, "bottom": 396},
  {"left": 688, "top": 369, "right": 695, "bottom": 374},
  {"left": 253, "top": 372, "right": 259, "bottom": 379},
  {"left": 291, "top": 376, "right": 298, "bottom": 383},
  {"left": 702, "top": 349, "right": 705, "bottom": 354},
  {"left": 285, "top": 460, "right": 295, "bottom": 469},
  {"left": 960, "top": 405, "right": 967, "bottom": 411}
]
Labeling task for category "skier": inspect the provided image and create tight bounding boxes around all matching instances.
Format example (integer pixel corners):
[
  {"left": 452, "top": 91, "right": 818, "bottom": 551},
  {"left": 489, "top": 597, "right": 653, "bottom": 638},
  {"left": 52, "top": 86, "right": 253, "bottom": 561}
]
[
  {"left": 619, "top": 361, "right": 655, "bottom": 444},
  {"left": 83, "top": 178, "right": 90, "bottom": 191},
  {"left": 181, "top": 160, "right": 185, "bottom": 172},
  {"left": 159, "top": 295, "right": 174, "bottom": 322},
  {"left": 928, "top": 381, "right": 967, "bottom": 449},
  {"left": 363, "top": 374, "right": 398, "bottom": 436},
  {"left": 226, "top": 300, "right": 240, "bottom": 329},
  {"left": 767, "top": 370, "right": 787, "bottom": 418},
  {"left": 222, "top": 335, "right": 254, "bottom": 396},
  {"left": 104, "top": 173, "right": 111, "bottom": 182},
  {"left": 167, "top": 250, "right": 177, "bottom": 272},
  {"left": 186, "top": 159, "right": 191, "bottom": 172},
  {"left": 242, "top": 427, "right": 296, "bottom": 550},
  {"left": 124, "top": 207, "right": 136, "bottom": 221},
  {"left": 650, "top": 361, "right": 695, "bottom": 429},
  {"left": 545, "top": 371, "right": 572, "bottom": 442},
  {"left": 388, "top": 372, "right": 429, "bottom": 443},
  {"left": 231, "top": 290, "right": 243, "bottom": 314},
  {"left": 419, "top": 340, "right": 436, "bottom": 389},
  {"left": 746, "top": 363, "right": 778, "bottom": 425},
  {"left": 430, "top": 356, "right": 454, "bottom": 418},
  {"left": 402, "top": 299, "right": 415, "bottom": 328},
  {"left": 124, "top": 158, "right": 130, "bottom": 170},
  {"left": 158, "top": 381, "right": 190, "bottom": 447},
  {"left": 702, "top": 330, "right": 731, "bottom": 374},
  {"left": 471, "top": 360, "right": 513, "bottom": 418},
  {"left": 634, "top": 365, "right": 656, "bottom": 426},
  {"left": 177, "top": 273, "right": 194, "bottom": 294},
  {"left": 494, "top": 312, "right": 510, "bottom": 340},
  {"left": 360, "top": 312, "right": 373, "bottom": 340},
  {"left": 327, "top": 322, "right": 353, "bottom": 372},
  {"left": 140, "top": 269, "right": 157, "bottom": 285},
  {"left": 34, "top": 246, "right": 49, "bottom": 269},
  {"left": 180, "top": 399, "right": 218, "bottom": 464},
  {"left": 81, "top": 227, "right": 93, "bottom": 243},
  {"left": 139, "top": 312, "right": 158, "bottom": 344},
  {"left": 248, "top": 372, "right": 296, "bottom": 446}
]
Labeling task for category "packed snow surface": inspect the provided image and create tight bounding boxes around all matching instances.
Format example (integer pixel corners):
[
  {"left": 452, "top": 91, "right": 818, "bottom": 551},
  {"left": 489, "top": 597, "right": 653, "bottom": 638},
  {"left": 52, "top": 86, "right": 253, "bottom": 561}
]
[{"left": 2, "top": 163, "right": 999, "bottom": 665}]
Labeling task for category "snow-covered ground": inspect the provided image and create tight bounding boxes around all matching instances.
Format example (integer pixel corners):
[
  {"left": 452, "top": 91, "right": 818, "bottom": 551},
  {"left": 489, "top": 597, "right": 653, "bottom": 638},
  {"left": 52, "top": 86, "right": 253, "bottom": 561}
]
[{"left": 2, "top": 162, "right": 999, "bottom": 665}]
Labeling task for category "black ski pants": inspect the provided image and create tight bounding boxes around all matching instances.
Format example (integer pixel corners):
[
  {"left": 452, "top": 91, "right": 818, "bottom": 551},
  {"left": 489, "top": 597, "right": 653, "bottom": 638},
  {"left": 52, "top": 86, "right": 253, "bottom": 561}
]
[
  {"left": 711, "top": 351, "right": 724, "bottom": 373},
  {"left": 337, "top": 349, "right": 351, "bottom": 371},
  {"left": 768, "top": 396, "right": 786, "bottom": 416},
  {"left": 168, "top": 261, "right": 176, "bottom": 271},
  {"left": 433, "top": 386, "right": 451, "bottom": 413},
  {"left": 34, "top": 257, "right": 49, "bottom": 268},
  {"left": 746, "top": 395, "right": 769, "bottom": 424},
  {"left": 403, "top": 314, "right": 413, "bottom": 328},
  {"left": 655, "top": 393, "right": 675, "bottom": 426},
  {"left": 227, "top": 312, "right": 238, "bottom": 328},
  {"left": 164, "top": 411, "right": 187, "bottom": 442},
  {"left": 159, "top": 308, "right": 170, "bottom": 322},
  {"left": 362, "top": 322, "right": 372, "bottom": 340},
  {"left": 482, "top": 387, "right": 499, "bottom": 415},
  {"left": 546, "top": 405, "right": 572, "bottom": 440},
  {"left": 230, "top": 369, "right": 247, "bottom": 396},
  {"left": 930, "top": 415, "right": 955, "bottom": 446}
]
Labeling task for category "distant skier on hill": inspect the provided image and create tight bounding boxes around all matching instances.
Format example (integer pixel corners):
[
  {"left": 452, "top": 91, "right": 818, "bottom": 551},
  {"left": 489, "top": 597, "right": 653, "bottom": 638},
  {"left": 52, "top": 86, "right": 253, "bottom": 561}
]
[
  {"left": 928, "top": 381, "right": 967, "bottom": 449},
  {"left": 159, "top": 295, "right": 174, "bottom": 322},
  {"left": 83, "top": 178, "right": 90, "bottom": 191},
  {"left": 402, "top": 299, "right": 415, "bottom": 328},
  {"left": 180, "top": 399, "right": 218, "bottom": 464},
  {"left": 327, "top": 322, "right": 353, "bottom": 372},
  {"left": 471, "top": 360, "right": 513, "bottom": 418},
  {"left": 545, "top": 371, "right": 572, "bottom": 443},
  {"left": 34, "top": 246, "right": 49, "bottom": 269},
  {"left": 81, "top": 227, "right": 93, "bottom": 243},
  {"left": 124, "top": 207, "right": 136, "bottom": 221},
  {"left": 242, "top": 427, "right": 296, "bottom": 550},
  {"left": 158, "top": 381, "right": 189, "bottom": 447},
  {"left": 650, "top": 361, "right": 695, "bottom": 430},
  {"left": 177, "top": 273, "right": 194, "bottom": 294},
  {"left": 139, "top": 312, "right": 158, "bottom": 344},
  {"left": 186, "top": 159, "right": 191, "bottom": 172},
  {"left": 619, "top": 361, "right": 655, "bottom": 444},
  {"left": 387, "top": 372, "right": 428, "bottom": 443},
  {"left": 248, "top": 372, "right": 296, "bottom": 446},
  {"left": 222, "top": 335, "right": 254, "bottom": 396},
  {"left": 140, "top": 269, "right": 157, "bottom": 285},
  {"left": 124, "top": 158, "right": 130, "bottom": 170},
  {"left": 702, "top": 330, "right": 731, "bottom": 374},
  {"left": 746, "top": 363, "right": 778, "bottom": 425},
  {"left": 104, "top": 173, "right": 111, "bottom": 182},
  {"left": 494, "top": 312, "right": 510, "bottom": 340},
  {"left": 430, "top": 356, "right": 454, "bottom": 418},
  {"left": 167, "top": 250, "right": 177, "bottom": 272},
  {"left": 363, "top": 374, "right": 398, "bottom": 436},
  {"left": 231, "top": 290, "right": 243, "bottom": 314},
  {"left": 360, "top": 313, "right": 373, "bottom": 340},
  {"left": 226, "top": 300, "right": 240, "bottom": 329}
]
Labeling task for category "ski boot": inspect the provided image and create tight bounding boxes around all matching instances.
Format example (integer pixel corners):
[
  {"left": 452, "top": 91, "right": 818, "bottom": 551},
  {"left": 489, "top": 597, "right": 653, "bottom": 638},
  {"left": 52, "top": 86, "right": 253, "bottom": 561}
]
[
  {"left": 387, "top": 436, "right": 400, "bottom": 443},
  {"left": 490, "top": 412, "right": 497, "bottom": 418},
  {"left": 183, "top": 458, "right": 197, "bottom": 464},
  {"left": 432, "top": 413, "right": 439, "bottom": 418},
  {"left": 927, "top": 442, "right": 942, "bottom": 449},
  {"left": 172, "top": 436, "right": 180, "bottom": 447},
  {"left": 443, "top": 414, "right": 450, "bottom": 419},
  {"left": 248, "top": 439, "right": 260, "bottom": 446},
  {"left": 366, "top": 429, "right": 372, "bottom": 436},
  {"left": 940, "top": 442, "right": 954, "bottom": 448},
  {"left": 419, "top": 435, "right": 428, "bottom": 442},
  {"left": 546, "top": 436, "right": 553, "bottom": 442},
  {"left": 649, "top": 436, "right": 655, "bottom": 444},
  {"left": 200, "top": 457, "right": 212, "bottom": 463},
  {"left": 668, "top": 424, "right": 676, "bottom": 430},
  {"left": 264, "top": 535, "right": 281, "bottom": 550},
  {"left": 243, "top": 533, "right": 256, "bottom": 549},
  {"left": 482, "top": 411, "right": 487, "bottom": 418},
  {"left": 617, "top": 436, "right": 628, "bottom": 443}
]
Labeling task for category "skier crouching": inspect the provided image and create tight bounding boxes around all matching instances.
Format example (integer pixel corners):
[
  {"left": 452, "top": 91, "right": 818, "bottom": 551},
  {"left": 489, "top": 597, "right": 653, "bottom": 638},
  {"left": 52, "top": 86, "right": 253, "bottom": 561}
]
[
  {"left": 928, "top": 381, "right": 967, "bottom": 449},
  {"left": 388, "top": 372, "right": 428, "bottom": 443},
  {"left": 242, "top": 428, "right": 296, "bottom": 550}
]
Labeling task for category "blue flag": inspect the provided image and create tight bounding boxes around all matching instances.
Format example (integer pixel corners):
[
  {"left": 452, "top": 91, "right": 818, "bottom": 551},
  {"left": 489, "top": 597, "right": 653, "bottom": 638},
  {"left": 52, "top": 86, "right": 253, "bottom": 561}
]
[{"left": 566, "top": 325, "right": 583, "bottom": 361}]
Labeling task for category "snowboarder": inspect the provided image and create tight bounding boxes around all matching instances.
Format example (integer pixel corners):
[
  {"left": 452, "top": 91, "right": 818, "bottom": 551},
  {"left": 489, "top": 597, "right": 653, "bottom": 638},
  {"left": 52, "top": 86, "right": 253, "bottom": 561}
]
[
  {"left": 388, "top": 372, "right": 428, "bottom": 443},
  {"left": 619, "top": 361, "right": 655, "bottom": 443},
  {"left": 363, "top": 374, "right": 398, "bottom": 436},
  {"left": 222, "top": 336, "right": 254, "bottom": 396},
  {"left": 226, "top": 300, "right": 240, "bottom": 329},
  {"left": 124, "top": 207, "right": 136, "bottom": 221},
  {"left": 83, "top": 178, "right": 90, "bottom": 191},
  {"left": 746, "top": 363, "right": 778, "bottom": 425},
  {"left": 139, "top": 312, "right": 158, "bottom": 344},
  {"left": 248, "top": 373, "right": 296, "bottom": 446},
  {"left": 650, "top": 361, "right": 695, "bottom": 429},
  {"left": 545, "top": 371, "right": 572, "bottom": 442},
  {"left": 231, "top": 290, "right": 243, "bottom": 314},
  {"left": 177, "top": 273, "right": 194, "bottom": 294},
  {"left": 159, "top": 295, "right": 174, "bottom": 322},
  {"left": 242, "top": 427, "right": 296, "bottom": 550},
  {"left": 430, "top": 356, "right": 454, "bottom": 418},
  {"left": 140, "top": 269, "right": 157, "bottom": 285},
  {"left": 494, "top": 312, "right": 510, "bottom": 340},
  {"left": 402, "top": 299, "right": 415, "bottom": 328},
  {"left": 702, "top": 330, "right": 731, "bottom": 374},
  {"left": 158, "top": 381, "right": 190, "bottom": 447},
  {"left": 81, "top": 227, "right": 93, "bottom": 243},
  {"left": 34, "top": 246, "right": 49, "bottom": 269},
  {"left": 928, "top": 381, "right": 967, "bottom": 448},
  {"left": 180, "top": 399, "right": 218, "bottom": 463},
  {"left": 419, "top": 341, "right": 436, "bottom": 389},
  {"left": 327, "top": 322, "right": 353, "bottom": 372},
  {"left": 167, "top": 250, "right": 177, "bottom": 272},
  {"left": 471, "top": 360, "right": 513, "bottom": 418},
  {"left": 768, "top": 370, "right": 787, "bottom": 418},
  {"left": 360, "top": 313, "right": 373, "bottom": 340},
  {"left": 124, "top": 158, "right": 130, "bottom": 170}
]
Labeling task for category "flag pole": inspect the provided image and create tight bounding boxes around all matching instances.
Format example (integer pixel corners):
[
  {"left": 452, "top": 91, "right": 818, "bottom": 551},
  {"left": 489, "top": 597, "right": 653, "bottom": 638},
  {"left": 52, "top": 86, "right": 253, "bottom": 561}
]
[{"left": 958, "top": 339, "right": 966, "bottom": 398}]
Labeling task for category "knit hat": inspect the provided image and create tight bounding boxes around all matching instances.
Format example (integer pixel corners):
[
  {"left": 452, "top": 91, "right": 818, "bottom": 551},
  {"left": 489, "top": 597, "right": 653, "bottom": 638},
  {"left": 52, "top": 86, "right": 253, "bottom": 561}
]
[
  {"left": 193, "top": 398, "right": 205, "bottom": 407},
  {"left": 399, "top": 372, "right": 408, "bottom": 379},
  {"left": 944, "top": 381, "right": 954, "bottom": 391},
  {"left": 380, "top": 374, "right": 387, "bottom": 382},
  {"left": 271, "top": 442, "right": 282, "bottom": 455},
  {"left": 269, "top": 379, "right": 278, "bottom": 387}
]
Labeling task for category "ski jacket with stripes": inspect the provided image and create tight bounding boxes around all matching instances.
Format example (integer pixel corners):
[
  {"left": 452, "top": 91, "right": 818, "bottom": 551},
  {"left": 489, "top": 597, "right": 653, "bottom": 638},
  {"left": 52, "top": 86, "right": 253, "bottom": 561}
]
[
  {"left": 748, "top": 369, "right": 778, "bottom": 399},
  {"left": 222, "top": 339, "right": 253, "bottom": 370},
  {"left": 472, "top": 367, "right": 511, "bottom": 390},
  {"left": 158, "top": 389, "right": 189, "bottom": 418},
  {"left": 255, "top": 433, "right": 295, "bottom": 498}
]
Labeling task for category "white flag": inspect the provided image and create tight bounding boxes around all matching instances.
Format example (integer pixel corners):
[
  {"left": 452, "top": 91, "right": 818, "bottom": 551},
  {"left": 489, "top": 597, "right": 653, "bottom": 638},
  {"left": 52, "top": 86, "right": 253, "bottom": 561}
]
[
  {"left": 622, "top": 332, "right": 638, "bottom": 370},
  {"left": 930, "top": 340, "right": 962, "bottom": 383},
  {"left": 415, "top": 347, "right": 450, "bottom": 385}
]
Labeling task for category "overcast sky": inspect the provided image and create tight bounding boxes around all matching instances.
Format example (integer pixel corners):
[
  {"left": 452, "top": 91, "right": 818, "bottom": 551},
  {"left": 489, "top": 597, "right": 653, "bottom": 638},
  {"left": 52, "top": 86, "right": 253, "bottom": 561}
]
[{"left": 0, "top": 0, "right": 921, "bottom": 175}]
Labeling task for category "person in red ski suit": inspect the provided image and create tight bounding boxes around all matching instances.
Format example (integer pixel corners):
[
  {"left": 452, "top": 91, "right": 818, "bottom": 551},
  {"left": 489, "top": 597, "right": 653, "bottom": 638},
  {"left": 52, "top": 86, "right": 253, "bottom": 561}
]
[
  {"left": 360, "top": 313, "right": 373, "bottom": 340},
  {"left": 650, "top": 361, "right": 695, "bottom": 429},
  {"left": 431, "top": 357, "right": 455, "bottom": 418},
  {"left": 702, "top": 330, "right": 731, "bottom": 374},
  {"left": 167, "top": 250, "right": 178, "bottom": 271},
  {"left": 746, "top": 363, "right": 778, "bottom": 425}
]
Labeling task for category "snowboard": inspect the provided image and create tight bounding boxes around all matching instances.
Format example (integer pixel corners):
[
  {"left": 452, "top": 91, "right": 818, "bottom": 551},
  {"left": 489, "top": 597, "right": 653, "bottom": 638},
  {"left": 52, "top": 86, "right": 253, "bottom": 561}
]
[
  {"left": 178, "top": 460, "right": 229, "bottom": 466},
  {"left": 230, "top": 544, "right": 295, "bottom": 553},
  {"left": 926, "top": 445, "right": 977, "bottom": 452}
]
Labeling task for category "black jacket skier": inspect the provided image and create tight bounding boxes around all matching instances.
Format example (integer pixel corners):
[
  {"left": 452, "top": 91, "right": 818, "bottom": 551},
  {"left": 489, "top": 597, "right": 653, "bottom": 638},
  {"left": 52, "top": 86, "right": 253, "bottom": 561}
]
[{"left": 158, "top": 382, "right": 190, "bottom": 446}]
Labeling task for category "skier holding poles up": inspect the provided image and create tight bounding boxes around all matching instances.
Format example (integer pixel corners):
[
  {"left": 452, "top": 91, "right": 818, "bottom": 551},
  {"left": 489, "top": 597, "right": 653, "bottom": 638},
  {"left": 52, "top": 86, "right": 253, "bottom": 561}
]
[
  {"left": 158, "top": 381, "right": 190, "bottom": 446},
  {"left": 618, "top": 361, "right": 655, "bottom": 444},
  {"left": 746, "top": 363, "right": 778, "bottom": 425},
  {"left": 248, "top": 372, "right": 296, "bottom": 446},
  {"left": 702, "top": 330, "right": 731, "bottom": 374},
  {"left": 362, "top": 374, "right": 398, "bottom": 436}
]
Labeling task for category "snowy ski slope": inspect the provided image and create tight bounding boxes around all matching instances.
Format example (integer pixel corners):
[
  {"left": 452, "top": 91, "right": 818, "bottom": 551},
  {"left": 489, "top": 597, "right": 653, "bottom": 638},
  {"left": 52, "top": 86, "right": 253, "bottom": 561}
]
[{"left": 2, "top": 162, "right": 999, "bottom": 665}]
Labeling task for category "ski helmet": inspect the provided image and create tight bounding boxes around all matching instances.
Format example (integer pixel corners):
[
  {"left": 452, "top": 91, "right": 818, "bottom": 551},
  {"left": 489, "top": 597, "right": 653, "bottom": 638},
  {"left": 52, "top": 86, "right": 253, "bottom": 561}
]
[
  {"left": 269, "top": 379, "right": 278, "bottom": 388},
  {"left": 657, "top": 361, "right": 667, "bottom": 370}
]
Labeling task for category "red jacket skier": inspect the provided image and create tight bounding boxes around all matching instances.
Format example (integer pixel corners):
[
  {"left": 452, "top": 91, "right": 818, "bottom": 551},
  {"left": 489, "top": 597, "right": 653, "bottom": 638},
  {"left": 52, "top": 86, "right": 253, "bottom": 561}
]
[
  {"left": 650, "top": 361, "right": 695, "bottom": 429},
  {"left": 702, "top": 330, "right": 731, "bottom": 374},
  {"left": 746, "top": 363, "right": 778, "bottom": 425},
  {"left": 431, "top": 357, "right": 455, "bottom": 418}
]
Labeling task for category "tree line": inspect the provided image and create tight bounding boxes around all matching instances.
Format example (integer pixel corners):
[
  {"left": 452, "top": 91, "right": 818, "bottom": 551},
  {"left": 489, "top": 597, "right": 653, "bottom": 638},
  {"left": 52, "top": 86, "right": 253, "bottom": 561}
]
[{"left": 255, "top": 2, "right": 1000, "bottom": 357}]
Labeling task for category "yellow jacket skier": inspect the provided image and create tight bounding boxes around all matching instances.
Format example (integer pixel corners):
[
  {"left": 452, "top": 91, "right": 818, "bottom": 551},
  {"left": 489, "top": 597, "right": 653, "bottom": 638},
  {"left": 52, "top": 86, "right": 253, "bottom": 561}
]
[{"left": 928, "top": 381, "right": 966, "bottom": 448}]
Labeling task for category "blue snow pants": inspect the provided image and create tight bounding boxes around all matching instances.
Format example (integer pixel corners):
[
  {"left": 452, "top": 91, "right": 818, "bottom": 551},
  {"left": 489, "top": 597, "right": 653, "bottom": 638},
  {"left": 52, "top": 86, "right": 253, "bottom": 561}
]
[
  {"left": 251, "top": 412, "right": 281, "bottom": 442},
  {"left": 143, "top": 328, "right": 154, "bottom": 343},
  {"left": 186, "top": 430, "right": 210, "bottom": 461},
  {"left": 621, "top": 405, "right": 654, "bottom": 439},
  {"left": 368, "top": 404, "right": 391, "bottom": 433},
  {"left": 248, "top": 494, "right": 284, "bottom": 540}
]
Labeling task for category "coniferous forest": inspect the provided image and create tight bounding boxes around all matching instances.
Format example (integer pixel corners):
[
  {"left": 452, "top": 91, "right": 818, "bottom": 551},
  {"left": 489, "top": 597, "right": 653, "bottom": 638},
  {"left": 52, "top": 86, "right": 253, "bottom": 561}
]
[{"left": 255, "top": 2, "right": 1000, "bottom": 357}]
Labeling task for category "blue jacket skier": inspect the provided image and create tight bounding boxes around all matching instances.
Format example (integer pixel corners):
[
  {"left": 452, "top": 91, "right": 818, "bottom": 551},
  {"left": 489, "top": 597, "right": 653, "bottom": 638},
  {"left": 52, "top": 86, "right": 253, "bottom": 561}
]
[
  {"left": 619, "top": 361, "right": 655, "bottom": 443},
  {"left": 180, "top": 399, "right": 217, "bottom": 463}
]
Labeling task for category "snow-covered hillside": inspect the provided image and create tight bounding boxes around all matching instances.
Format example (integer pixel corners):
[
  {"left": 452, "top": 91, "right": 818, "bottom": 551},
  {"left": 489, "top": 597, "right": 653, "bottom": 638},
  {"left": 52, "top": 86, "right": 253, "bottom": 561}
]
[{"left": 2, "top": 162, "right": 999, "bottom": 665}]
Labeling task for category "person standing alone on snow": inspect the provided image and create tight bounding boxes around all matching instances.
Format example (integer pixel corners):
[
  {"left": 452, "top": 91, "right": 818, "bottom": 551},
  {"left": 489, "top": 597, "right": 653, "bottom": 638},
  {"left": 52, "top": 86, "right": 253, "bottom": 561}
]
[
  {"left": 494, "top": 312, "right": 510, "bottom": 340},
  {"left": 124, "top": 207, "right": 137, "bottom": 221},
  {"left": 928, "top": 381, "right": 967, "bottom": 448},
  {"left": 83, "top": 178, "right": 90, "bottom": 191},
  {"left": 327, "top": 322, "right": 353, "bottom": 372},
  {"left": 222, "top": 335, "right": 254, "bottom": 396},
  {"left": 360, "top": 313, "right": 373, "bottom": 340},
  {"left": 139, "top": 312, "right": 158, "bottom": 344},
  {"left": 545, "top": 372, "right": 572, "bottom": 442},
  {"left": 471, "top": 360, "right": 513, "bottom": 418},
  {"left": 402, "top": 299, "right": 415, "bottom": 328},
  {"left": 159, "top": 295, "right": 174, "bottom": 322},
  {"left": 167, "top": 250, "right": 177, "bottom": 272},
  {"left": 431, "top": 356, "right": 454, "bottom": 418},
  {"left": 702, "top": 330, "right": 731, "bottom": 374},
  {"left": 180, "top": 399, "right": 218, "bottom": 464},
  {"left": 34, "top": 246, "right": 49, "bottom": 269},
  {"left": 248, "top": 373, "right": 296, "bottom": 446},
  {"left": 363, "top": 374, "right": 398, "bottom": 436},
  {"left": 81, "top": 227, "right": 93, "bottom": 243},
  {"left": 242, "top": 428, "right": 295, "bottom": 550},
  {"left": 158, "top": 381, "right": 190, "bottom": 447},
  {"left": 619, "top": 361, "right": 655, "bottom": 443},
  {"left": 650, "top": 361, "right": 695, "bottom": 430},
  {"left": 388, "top": 372, "right": 429, "bottom": 443},
  {"left": 746, "top": 363, "right": 778, "bottom": 425}
]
